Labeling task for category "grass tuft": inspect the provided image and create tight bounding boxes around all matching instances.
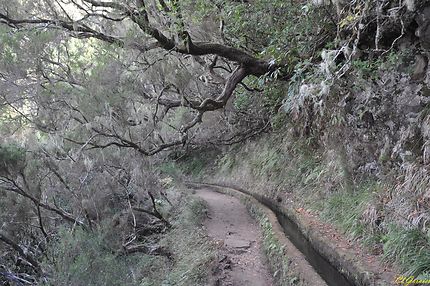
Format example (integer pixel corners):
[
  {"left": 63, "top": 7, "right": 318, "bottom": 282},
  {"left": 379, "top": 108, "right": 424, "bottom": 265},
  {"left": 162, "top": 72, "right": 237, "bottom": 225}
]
[
  {"left": 383, "top": 225, "right": 430, "bottom": 276},
  {"left": 318, "top": 182, "right": 379, "bottom": 239},
  {"left": 161, "top": 197, "right": 215, "bottom": 285}
]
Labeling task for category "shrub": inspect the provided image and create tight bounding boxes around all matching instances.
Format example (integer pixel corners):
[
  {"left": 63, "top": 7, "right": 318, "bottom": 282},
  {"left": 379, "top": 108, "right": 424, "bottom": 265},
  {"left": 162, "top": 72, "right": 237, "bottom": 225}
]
[
  {"left": 42, "top": 226, "right": 159, "bottom": 286},
  {"left": 0, "top": 143, "right": 25, "bottom": 174}
]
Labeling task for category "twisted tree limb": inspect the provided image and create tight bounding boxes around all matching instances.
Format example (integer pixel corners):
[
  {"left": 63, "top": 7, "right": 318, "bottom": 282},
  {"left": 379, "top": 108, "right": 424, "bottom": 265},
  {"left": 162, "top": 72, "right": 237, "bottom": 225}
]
[{"left": 0, "top": 1, "right": 278, "bottom": 156}]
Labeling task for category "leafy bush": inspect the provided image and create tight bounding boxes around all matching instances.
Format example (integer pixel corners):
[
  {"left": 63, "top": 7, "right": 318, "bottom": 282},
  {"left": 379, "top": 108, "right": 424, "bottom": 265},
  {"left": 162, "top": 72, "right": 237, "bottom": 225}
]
[
  {"left": 0, "top": 143, "right": 25, "bottom": 174},
  {"left": 233, "top": 90, "right": 252, "bottom": 110}
]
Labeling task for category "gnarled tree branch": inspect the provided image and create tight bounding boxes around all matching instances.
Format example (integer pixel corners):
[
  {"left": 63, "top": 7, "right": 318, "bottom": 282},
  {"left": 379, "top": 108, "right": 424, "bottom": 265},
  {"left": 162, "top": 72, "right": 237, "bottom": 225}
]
[{"left": 0, "top": 1, "right": 279, "bottom": 156}]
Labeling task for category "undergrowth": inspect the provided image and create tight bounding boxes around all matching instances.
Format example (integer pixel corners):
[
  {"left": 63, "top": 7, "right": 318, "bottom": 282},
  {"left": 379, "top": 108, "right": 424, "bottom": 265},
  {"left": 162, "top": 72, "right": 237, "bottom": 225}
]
[
  {"left": 383, "top": 225, "right": 430, "bottom": 277},
  {"left": 160, "top": 148, "right": 220, "bottom": 178},
  {"left": 43, "top": 224, "right": 162, "bottom": 286},
  {"left": 161, "top": 197, "right": 215, "bottom": 285},
  {"left": 316, "top": 181, "right": 430, "bottom": 277},
  {"left": 316, "top": 182, "right": 379, "bottom": 239},
  {"left": 42, "top": 195, "right": 215, "bottom": 286}
]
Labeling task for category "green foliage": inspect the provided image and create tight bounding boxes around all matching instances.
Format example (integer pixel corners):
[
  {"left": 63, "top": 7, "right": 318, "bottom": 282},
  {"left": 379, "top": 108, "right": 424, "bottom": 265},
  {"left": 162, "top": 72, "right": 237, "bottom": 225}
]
[
  {"left": 263, "top": 82, "right": 286, "bottom": 112},
  {"left": 43, "top": 226, "right": 158, "bottom": 286},
  {"left": 318, "top": 183, "right": 379, "bottom": 238},
  {"left": 216, "top": 135, "right": 323, "bottom": 190},
  {"left": 318, "top": 181, "right": 430, "bottom": 276},
  {"left": 0, "top": 107, "right": 28, "bottom": 135},
  {"left": 383, "top": 225, "right": 430, "bottom": 276},
  {"left": 212, "top": 128, "right": 430, "bottom": 280},
  {"left": 172, "top": 149, "right": 220, "bottom": 178},
  {"left": 0, "top": 26, "right": 58, "bottom": 70},
  {"left": 158, "top": 161, "right": 181, "bottom": 178},
  {"left": 161, "top": 197, "right": 215, "bottom": 285},
  {"left": 180, "top": 157, "right": 207, "bottom": 177},
  {"left": 271, "top": 111, "right": 288, "bottom": 131},
  {"left": 43, "top": 196, "right": 215, "bottom": 286},
  {"left": 351, "top": 58, "right": 382, "bottom": 78},
  {"left": 184, "top": 0, "right": 335, "bottom": 65},
  {"left": 250, "top": 144, "right": 284, "bottom": 179},
  {"left": 233, "top": 89, "right": 252, "bottom": 110},
  {"left": 0, "top": 27, "right": 20, "bottom": 64},
  {"left": 351, "top": 50, "right": 411, "bottom": 79},
  {"left": 216, "top": 153, "right": 236, "bottom": 173},
  {"left": 159, "top": 149, "right": 220, "bottom": 180},
  {"left": 0, "top": 143, "right": 26, "bottom": 173},
  {"left": 223, "top": 0, "right": 334, "bottom": 62},
  {"left": 248, "top": 136, "right": 324, "bottom": 190}
]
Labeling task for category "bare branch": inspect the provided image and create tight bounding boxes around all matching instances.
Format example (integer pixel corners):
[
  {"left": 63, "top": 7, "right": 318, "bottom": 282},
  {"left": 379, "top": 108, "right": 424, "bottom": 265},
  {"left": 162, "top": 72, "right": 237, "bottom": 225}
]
[
  {"left": 0, "top": 232, "right": 42, "bottom": 274},
  {"left": 0, "top": 13, "right": 121, "bottom": 45},
  {"left": 1, "top": 178, "right": 87, "bottom": 229},
  {"left": 132, "top": 192, "right": 170, "bottom": 227}
]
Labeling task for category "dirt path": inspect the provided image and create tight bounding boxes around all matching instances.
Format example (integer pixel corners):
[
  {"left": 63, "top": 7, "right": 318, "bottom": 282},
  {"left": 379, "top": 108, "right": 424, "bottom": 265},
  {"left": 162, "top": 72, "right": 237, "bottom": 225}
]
[{"left": 194, "top": 188, "right": 274, "bottom": 286}]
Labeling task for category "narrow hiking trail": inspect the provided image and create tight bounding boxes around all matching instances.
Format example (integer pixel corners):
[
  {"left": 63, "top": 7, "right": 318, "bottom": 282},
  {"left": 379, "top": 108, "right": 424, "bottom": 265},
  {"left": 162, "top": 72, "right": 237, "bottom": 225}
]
[{"left": 194, "top": 188, "right": 274, "bottom": 286}]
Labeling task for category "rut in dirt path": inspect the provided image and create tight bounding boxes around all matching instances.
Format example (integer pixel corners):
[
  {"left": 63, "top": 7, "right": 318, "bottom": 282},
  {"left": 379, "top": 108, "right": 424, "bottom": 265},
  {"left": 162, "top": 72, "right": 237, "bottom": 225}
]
[{"left": 195, "top": 188, "right": 274, "bottom": 286}]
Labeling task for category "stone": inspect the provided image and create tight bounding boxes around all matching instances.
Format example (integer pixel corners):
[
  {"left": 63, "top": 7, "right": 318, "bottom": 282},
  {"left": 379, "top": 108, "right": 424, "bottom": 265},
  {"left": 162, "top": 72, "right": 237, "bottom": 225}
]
[
  {"left": 416, "top": 7, "right": 430, "bottom": 50},
  {"left": 411, "top": 54, "right": 428, "bottom": 81},
  {"left": 224, "top": 238, "right": 251, "bottom": 249}
]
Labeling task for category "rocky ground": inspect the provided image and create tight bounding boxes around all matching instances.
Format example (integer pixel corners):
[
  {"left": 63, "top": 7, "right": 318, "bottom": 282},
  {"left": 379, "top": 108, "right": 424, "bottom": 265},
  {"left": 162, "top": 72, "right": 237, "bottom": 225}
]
[{"left": 194, "top": 188, "right": 274, "bottom": 286}]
